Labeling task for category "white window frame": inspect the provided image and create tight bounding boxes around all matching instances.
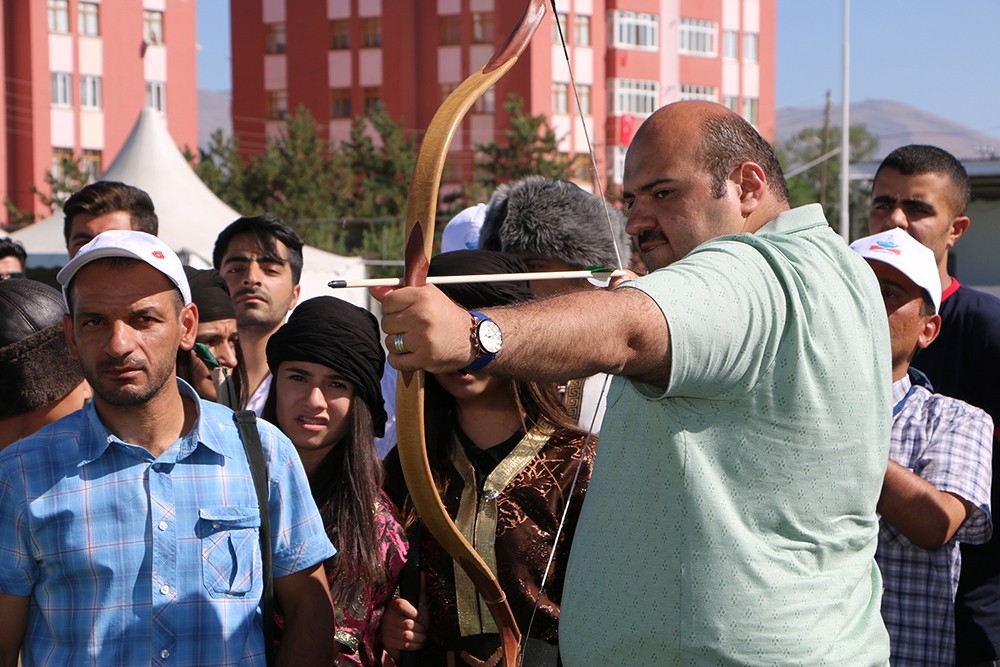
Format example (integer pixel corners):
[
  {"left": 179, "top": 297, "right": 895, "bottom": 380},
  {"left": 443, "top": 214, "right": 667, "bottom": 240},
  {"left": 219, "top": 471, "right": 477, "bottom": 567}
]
[
  {"left": 610, "top": 10, "right": 658, "bottom": 50},
  {"left": 574, "top": 15, "right": 591, "bottom": 47},
  {"left": 146, "top": 81, "right": 166, "bottom": 112},
  {"left": 79, "top": 2, "right": 99, "bottom": 36},
  {"left": 144, "top": 10, "right": 164, "bottom": 45},
  {"left": 679, "top": 84, "right": 717, "bottom": 103},
  {"left": 51, "top": 72, "right": 72, "bottom": 106},
  {"left": 610, "top": 79, "right": 659, "bottom": 117},
  {"left": 743, "top": 97, "right": 759, "bottom": 125},
  {"left": 723, "top": 95, "right": 738, "bottom": 112},
  {"left": 744, "top": 33, "right": 759, "bottom": 62},
  {"left": 81, "top": 75, "right": 102, "bottom": 109},
  {"left": 48, "top": 0, "right": 69, "bottom": 33},
  {"left": 723, "top": 30, "right": 738, "bottom": 59},
  {"left": 553, "top": 82, "right": 569, "bottom": 114},
  {"left": 679, "top": 18, "right": 717, "bottom": 56}
]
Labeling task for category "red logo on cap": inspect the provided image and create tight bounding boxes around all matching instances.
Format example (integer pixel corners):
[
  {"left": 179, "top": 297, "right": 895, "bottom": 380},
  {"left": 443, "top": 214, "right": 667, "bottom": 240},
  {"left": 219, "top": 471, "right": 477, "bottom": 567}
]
[{"left": 152, "top": 251, "right": 165, "bottom": 259}]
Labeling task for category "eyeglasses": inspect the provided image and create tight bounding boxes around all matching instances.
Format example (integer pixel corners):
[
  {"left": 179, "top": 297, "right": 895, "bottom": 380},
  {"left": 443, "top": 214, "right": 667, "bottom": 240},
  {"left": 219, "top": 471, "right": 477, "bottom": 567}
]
[{"left": 0, "top": 272, "right": 25, "bottom": 280}]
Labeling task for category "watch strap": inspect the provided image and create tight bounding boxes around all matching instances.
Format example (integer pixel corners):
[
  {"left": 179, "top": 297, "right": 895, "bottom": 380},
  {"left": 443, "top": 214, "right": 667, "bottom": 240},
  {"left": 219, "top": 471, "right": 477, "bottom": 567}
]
[{"left": 461, "top": 310, "right": 497, "bottom": 373}]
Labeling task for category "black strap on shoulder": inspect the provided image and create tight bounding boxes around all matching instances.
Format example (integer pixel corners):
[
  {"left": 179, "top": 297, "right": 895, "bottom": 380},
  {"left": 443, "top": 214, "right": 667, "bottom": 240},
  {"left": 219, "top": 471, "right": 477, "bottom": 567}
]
[{"left": 234, "top": 409, "right": 275, "bottom": 665}]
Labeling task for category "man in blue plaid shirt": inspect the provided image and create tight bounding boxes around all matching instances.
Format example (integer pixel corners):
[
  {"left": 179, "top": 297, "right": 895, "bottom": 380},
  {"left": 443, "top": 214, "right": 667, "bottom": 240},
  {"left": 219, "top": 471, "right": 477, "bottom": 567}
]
[
  {"left": 0, "top": 231, "right": 336, "bottom": 666},
  {"left": 852, "top": 230, "right": 993, "bottom": 667}
]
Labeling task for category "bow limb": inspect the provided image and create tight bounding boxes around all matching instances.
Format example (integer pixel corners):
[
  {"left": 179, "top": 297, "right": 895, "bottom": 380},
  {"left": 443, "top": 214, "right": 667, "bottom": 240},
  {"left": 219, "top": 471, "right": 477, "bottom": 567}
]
[{"left": 395, "top": 3, "right": 547, "bottom": 666}]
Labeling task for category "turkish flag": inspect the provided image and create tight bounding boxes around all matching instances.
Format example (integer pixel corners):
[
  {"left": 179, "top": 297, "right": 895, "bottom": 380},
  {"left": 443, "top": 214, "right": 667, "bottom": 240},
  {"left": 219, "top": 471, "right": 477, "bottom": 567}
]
[{"left": 620, "top": 114, "right": 634, "bottom": 145}]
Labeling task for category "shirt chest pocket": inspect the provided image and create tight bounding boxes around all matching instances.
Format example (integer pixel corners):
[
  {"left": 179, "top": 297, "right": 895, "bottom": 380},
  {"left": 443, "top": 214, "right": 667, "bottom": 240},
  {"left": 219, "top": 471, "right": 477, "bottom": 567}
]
[{"left": 198, "top": 507, "right": 261, "bottom": 599}]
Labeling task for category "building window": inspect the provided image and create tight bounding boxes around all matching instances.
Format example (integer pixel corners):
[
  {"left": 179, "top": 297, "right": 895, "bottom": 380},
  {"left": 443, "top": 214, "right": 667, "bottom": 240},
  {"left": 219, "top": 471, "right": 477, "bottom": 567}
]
[
  {"left": 363, "top": 87, "right": 381, "bottom": 115},
  {"left": 679, "top": 84, "right": 717, "bottom": 102},
  {"left": 610, "top": 79, "right": 658, "bottom": 116},
  {"left": 145, "top": 81, "right": 166, "bottom": 112},
  {"left": 330, "top": 20, "right": 350, "bottom": 50},
  {"left": 51, "top": 72, "right": 72, "bottom": 106},
  {"left": 679, "top": 18, "right": 717, "bottom": 56},
  {"left": 553, "top": 82, "right": 569, "bottom": 114},
  {"left": 51, "top": 148, "right": 74, "bottom": 181},
  {"left": 472, "top": 88, "right": 495, "bottom": 114},
  {"left": 574, "top": 15, "right": 591, "bottom": 47},
  {"left": 611, "top": 145, "right": 627, "bottom": 185},
  {"left": 267, "top": 90, "right": 287, "bottom": 120},
  {"left": 743, "top": 97, "right": 759, "bottom": 125},
  {"left": 723, "top": 95, "right": 738, "bottom": 112},
  {"left": 577, "top": 84, "right": 592, "bottom": 114},
  {"left": 723, "top": 30, "right": 738, "bottom": 59},
  {"left": 610, "top": 11, "right": 658, "bottom": 50},
  {"left": 48, "top": 0, "right": 69, "bottom": 33},
  {"left": 552, "top": 12, "right": 568, "bottom": 42},
  {"left": 331, "top": 88, "right": 352, "bottom": 119},
  {"left": 744, "top": 33, "right": 759, "bottom": 62},
  {"left": 79, "top": 2, "right": 99, "bottom": 36},
  {"left": 265, "top": 23, "right": 286, "bottom": 54},
  {"left": 361, "top": 18, "right": 381, "bottom": 48},
  {"left": 81, "top": 149, "right": 102, "bottom": 181},
  {"left": 439, "top": 15, "right": 460, "bottom": 46},
  {"left": 472, "top": 12, "right": 493, "bottom": 44},
  {"left": 144, "top": 10, "right": 164, "bottom": 44},
  {"left": 81, "top": 75, "right": 102, "bottom": 109},
  {"left": 439, "top": 82, "right": 458, "bottom": 103}
]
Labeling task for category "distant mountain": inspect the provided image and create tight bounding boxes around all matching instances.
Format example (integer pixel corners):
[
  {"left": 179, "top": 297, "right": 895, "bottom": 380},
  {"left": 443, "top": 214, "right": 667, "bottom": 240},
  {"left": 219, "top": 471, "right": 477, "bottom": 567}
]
[
  {"left": 777, "top": 99, "right": 1000, "bottom": 160},
  {"left": 198, "top": 90, "right": 232, "bottom": 149}
]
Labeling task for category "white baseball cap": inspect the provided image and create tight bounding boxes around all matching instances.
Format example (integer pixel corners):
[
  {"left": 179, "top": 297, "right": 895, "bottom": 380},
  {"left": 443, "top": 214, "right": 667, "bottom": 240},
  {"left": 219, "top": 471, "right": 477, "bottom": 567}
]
[
  {"left": 440, "top": 203, "right": 487, "bottom": 253},
  {"left": 57, "top": 230, "right": 192, "bottom": 309},
  {"left": 850, "top": 230, "right": 941, "bottom": 314}
]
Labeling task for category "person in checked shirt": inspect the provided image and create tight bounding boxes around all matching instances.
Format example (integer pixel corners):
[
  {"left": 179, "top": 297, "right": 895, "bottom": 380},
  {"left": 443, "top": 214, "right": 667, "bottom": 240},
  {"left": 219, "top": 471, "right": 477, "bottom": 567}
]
[
  {"left": 0, "top": 230, "right": 336, "bottom": 667},
  {"left": 852, "top": 229, "right": 993, "bottom": 667}
]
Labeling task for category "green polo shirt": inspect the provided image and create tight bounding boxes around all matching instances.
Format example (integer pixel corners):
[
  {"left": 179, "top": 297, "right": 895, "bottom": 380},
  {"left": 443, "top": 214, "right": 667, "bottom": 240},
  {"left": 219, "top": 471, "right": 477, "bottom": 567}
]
[{"left": 561, "top": 205, "right": 891, "bottom": 666}]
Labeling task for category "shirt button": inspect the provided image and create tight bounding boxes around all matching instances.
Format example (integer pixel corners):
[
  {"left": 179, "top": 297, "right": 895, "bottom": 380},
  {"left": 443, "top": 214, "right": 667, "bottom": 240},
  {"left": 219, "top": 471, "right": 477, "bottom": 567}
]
[
  {"left": 160, "top": 584, "right": 170, "bottom": 595},
  {"left": 160, "top": 649, "right": 170, "bottom": 659},
  {"left": 158, "top": 521, "right": 168, "bottom": 531},
  {"left": 212, "top": 523, "right": 220, "bottom": 529}
]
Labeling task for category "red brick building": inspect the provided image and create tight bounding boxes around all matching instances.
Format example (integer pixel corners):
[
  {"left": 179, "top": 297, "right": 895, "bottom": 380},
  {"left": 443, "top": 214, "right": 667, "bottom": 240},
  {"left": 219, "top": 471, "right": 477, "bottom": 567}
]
[
  {"left": 231, "top": 0, "right": 775, "bottom": 189},
  {"left": 1, "top": 0, "right": 197, "bottom": 227}
]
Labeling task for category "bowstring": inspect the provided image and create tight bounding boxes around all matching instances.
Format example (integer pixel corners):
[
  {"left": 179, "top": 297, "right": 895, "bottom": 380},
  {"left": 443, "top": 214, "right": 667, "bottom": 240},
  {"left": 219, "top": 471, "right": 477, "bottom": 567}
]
[{"left": 519, "top": 2, "right": 623, "bottom": 659}]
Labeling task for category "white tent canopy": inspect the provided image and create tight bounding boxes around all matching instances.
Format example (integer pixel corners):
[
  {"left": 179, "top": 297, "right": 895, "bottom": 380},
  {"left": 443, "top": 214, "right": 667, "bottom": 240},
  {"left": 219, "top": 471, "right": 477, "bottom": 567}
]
[{"left": 12, "top": 108, "right": 366, "bottom": 306}]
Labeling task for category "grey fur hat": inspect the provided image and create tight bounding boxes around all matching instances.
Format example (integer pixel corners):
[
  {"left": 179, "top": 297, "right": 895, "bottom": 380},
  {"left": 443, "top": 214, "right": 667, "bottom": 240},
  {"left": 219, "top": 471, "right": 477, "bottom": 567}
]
[
  {"left": 0, "top": 280, "right": 85, "bottom": 418},
  {"left": 478, "top": 177, "right": 630, "bottom": 270}
]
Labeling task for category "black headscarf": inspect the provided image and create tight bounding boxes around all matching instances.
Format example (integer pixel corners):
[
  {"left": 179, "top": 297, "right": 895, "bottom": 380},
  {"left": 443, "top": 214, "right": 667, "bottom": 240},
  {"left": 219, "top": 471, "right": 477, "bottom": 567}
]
[
  {"left": 266, "top": 296, "right": 387, "bottom": 437},
  {"left": 184, "top": 266, "right": 236, "bottom": 323},
  {"left": 429, "top": 249, "right": 534, "bottom": 310}
]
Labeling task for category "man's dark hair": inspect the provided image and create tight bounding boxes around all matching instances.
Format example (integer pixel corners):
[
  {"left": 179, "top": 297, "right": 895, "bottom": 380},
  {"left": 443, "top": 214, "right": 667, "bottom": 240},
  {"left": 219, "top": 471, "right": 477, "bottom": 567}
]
[
  {"left": 212, "top": 213, "right": 304, "bottom": 285},
  {"left": 62, "top": 181, "right": 159, "bottom": 244},
  {"left": 0, "top": 237, "right": 27, "bottom": 270},
  {"left": 699, "top": 113, "right": 790, "bottom": 203},
  {"left": 874, "top": 144, "right": 971, "bottom": 215}
]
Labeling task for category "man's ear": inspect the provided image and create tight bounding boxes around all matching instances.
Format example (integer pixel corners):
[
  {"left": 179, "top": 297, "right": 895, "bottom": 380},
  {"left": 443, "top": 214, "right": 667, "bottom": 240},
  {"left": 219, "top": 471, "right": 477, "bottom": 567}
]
[
  {"left": 917, "top": 313, "right": 942, "bottom": 350},
  {"left": 947, "top": 215, "right": 970, "bottom": 250},
  {"left": 63, "top": 314, "right": 79, "bottom": 360},
  {"left": 733, "top": 161, "right": 767, "bottom": 215},
  {"left": 178, "top": 303, "right": 198, "bottom": 351}
]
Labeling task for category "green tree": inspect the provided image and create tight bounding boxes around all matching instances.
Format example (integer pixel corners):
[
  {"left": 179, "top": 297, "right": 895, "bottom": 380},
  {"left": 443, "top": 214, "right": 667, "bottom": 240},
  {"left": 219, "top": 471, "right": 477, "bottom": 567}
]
[
  {"left": 4, "top": 154, "right": 92, "bottom": 229},
  {"left": 193, "top": 130, "right": 256, "bottom": 214},
  {"left": 777, "top": 125, "right": 879, "bottom": 239},
  {"left": 472, "top": 93, "right": 571, "bottom": 200}
]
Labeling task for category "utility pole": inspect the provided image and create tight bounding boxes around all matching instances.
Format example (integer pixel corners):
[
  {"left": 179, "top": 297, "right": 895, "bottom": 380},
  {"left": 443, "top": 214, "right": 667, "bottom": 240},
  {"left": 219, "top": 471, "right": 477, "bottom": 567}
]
[
  {"left": 840, "top": 0, "right": 851, "bottom": 241},
  {"left": 819, "top": 90, "right": 832, "bottom": 210}
]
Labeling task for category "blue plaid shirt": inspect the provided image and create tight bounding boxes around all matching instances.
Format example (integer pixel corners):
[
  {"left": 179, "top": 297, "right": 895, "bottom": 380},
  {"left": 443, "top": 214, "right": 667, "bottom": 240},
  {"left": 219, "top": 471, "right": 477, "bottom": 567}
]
[
  {"left": 877, "top": 373, "right": 994, "bottom": 667},
  {"left": 0, "top": 380, "right": 334, "bottom": 667}
]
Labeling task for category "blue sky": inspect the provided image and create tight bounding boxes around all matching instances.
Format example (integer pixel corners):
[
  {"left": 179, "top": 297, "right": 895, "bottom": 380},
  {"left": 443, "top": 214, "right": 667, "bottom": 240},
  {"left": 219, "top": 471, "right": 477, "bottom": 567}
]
[{"left": 197, "top": 0, "right": 1000, "bottom": 138}]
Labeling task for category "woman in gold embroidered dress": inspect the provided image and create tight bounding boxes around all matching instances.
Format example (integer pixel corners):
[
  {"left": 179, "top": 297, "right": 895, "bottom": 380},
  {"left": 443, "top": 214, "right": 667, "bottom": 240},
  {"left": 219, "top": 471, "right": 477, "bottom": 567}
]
[{"left": 381, "top": 250, "right": 597, "bottom": 667}]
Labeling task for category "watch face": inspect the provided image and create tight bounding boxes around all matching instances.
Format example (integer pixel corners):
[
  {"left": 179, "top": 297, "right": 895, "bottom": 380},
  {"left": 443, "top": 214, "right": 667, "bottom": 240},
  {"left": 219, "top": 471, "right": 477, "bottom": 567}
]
[{"left": 477, "top": 319, "right": 503, "bottom": 354}]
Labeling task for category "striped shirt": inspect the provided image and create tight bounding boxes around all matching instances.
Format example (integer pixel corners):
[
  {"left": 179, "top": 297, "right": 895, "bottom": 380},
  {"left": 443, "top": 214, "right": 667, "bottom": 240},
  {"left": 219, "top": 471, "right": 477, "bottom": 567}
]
[
  {"left": 877, "top": 373, "right": 993, "bottom": 667},
  {"left": 0, "top": 380, "right": 334, "bottom": 667}
]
